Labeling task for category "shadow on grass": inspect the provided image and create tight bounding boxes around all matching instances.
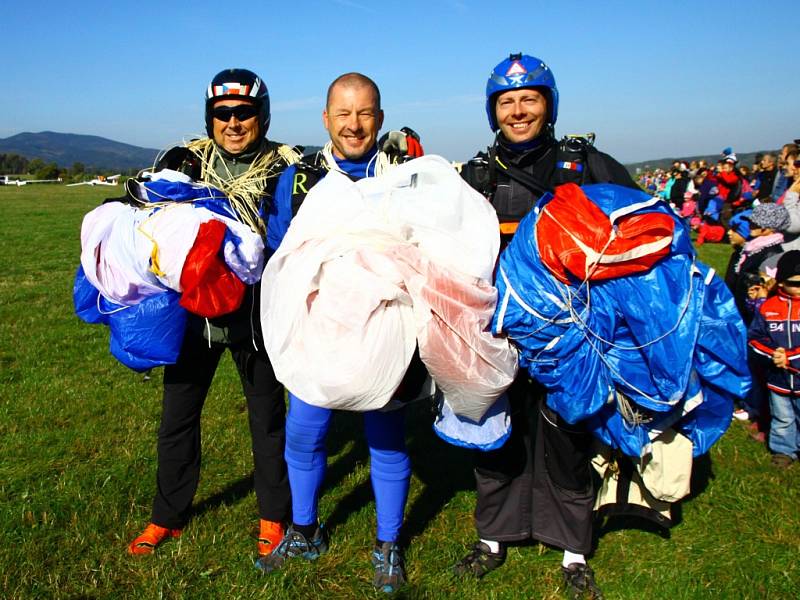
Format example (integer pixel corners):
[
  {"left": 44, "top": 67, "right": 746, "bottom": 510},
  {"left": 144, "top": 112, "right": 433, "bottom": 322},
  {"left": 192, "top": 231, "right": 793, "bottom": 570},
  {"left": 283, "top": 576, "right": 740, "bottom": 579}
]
[
  {"left": 322, "top": 399, "right": 475, "bottom": 544},
  {"left": 192, "top": 475, "right": 254, "bottom": 519}
]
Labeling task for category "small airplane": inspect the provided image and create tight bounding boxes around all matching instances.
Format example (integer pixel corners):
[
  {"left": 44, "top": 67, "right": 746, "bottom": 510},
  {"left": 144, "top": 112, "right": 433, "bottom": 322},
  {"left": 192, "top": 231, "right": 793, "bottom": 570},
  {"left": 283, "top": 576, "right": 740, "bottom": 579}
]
[
  {"left": 66, "top": 174, "right": 121, "bottom": 187},
  {"left": 1, "top": 175, "right": 63, "bottom": 186}
]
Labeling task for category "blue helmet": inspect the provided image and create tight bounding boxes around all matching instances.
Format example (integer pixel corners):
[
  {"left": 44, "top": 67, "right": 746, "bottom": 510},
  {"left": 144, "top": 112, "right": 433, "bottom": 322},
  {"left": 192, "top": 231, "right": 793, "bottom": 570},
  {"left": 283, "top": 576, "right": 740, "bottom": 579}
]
[{"left": 485, "top": 53, "right": 558, "bottom": 132}]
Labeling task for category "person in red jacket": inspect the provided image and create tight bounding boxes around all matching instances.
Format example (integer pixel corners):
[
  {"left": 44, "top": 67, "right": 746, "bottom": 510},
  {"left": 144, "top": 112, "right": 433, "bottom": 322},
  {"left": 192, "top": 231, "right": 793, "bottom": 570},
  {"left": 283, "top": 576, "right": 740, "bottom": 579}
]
[
  {"left": 716, "top": 154, "right": 743, "bottom": 226},
  {"left": 748, "top": 250, "right": 800, "bottom": 468}
]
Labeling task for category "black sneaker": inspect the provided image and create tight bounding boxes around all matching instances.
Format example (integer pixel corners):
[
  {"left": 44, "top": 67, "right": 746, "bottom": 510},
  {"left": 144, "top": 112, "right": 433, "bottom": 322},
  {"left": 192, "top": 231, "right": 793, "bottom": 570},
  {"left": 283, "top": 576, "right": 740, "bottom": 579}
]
[
  {"left": 453, "top": 541, "right": 506, "bottom": 578},
  {"left": 254, "top": 525, "right": 328, "bottom": 574},
  {"left": 372, "top": 541, "right": 406, "bottom": 593},
  {"left": 561, "top": 562, "right": 604, "bottom": 600}
]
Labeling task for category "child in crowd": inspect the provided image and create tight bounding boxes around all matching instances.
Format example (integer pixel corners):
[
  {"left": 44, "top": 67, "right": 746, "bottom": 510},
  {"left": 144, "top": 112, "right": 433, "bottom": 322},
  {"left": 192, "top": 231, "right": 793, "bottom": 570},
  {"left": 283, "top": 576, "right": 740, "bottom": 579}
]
[
  {"left": 724, "top": 210, "right": 751, "bottom": 302},
  {"left": 748, "top": 250, "right": 800, "bottom": 467},
  {"left": 735, "top": 253, "right": 777, "bottom": 435},
  {"left": 733, "top": 203, "right": 790, "bottom": 324}
]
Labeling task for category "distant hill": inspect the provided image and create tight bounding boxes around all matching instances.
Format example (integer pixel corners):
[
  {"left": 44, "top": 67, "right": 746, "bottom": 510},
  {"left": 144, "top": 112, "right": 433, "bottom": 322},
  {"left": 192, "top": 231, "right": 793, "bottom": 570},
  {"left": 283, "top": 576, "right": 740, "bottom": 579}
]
[
  {"left": 0, "top": 132, "right": 160, "bottom": 172},
  {"left": 0, "top": 132, "right": 327, "bottom": 172},
  {"left": 625, "top": 149, "right": 779, "bottom": 174}
]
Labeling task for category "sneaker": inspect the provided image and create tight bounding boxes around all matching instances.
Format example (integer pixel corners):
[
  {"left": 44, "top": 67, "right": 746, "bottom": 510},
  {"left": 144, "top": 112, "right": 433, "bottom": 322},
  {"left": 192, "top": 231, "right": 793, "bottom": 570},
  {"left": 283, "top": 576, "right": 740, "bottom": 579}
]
[
  {"left": 771, "top": 454, "right": 794, "bottom": 469},
  {"left": 453, "top": 541, "right": 506, "bottom": 578},
  {"left": 254, "top": 525, "right": 328, "bottom": 573},
  {"left": 732, "top": 408, "right": 749, "bottom": 421},
  {"left": 561, "top": 562, "right": 604, "bottom": 600},
  {"left": 128, "top": 523, "right": 181, "bottom": 555},
  {"left": 257, "top": 519, "right": 285, "bottom": 557},
  {"left": 372, "top": 541, "right": 406, "bottom": 593}
]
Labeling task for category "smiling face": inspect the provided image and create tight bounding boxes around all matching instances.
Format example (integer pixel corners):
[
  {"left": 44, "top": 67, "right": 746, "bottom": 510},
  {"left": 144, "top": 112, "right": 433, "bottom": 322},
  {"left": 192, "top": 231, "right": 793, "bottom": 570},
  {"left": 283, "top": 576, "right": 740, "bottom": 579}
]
[
  {"left": 323, "top": 82, "right": 384, "bottom": 160},
  {"left": 211, "top": 98, "right": 261, "bottom": 155},
  {"left": 495, "top": 88, "right": 548, "bottom": 144}
]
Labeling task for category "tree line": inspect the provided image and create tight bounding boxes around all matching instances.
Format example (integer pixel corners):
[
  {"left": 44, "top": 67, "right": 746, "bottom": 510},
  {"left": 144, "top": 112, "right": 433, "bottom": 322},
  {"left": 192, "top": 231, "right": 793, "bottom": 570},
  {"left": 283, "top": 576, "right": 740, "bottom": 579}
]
[{"left": 1, "top": 153, "right": 138, "bottom": 182}]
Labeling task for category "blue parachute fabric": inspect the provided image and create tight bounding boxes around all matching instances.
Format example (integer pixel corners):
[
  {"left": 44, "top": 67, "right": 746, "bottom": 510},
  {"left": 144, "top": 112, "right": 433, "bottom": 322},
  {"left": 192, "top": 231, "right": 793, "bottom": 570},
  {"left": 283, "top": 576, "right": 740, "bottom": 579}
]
[
  {"left": 108, "top": 291, "right": 186, "bottom": 371},
  {"left": 74, "top": 265, "right": 109, "bottom": 325},
  {"left": 73, "top": 266, "right": 188, "bottom": 372},
  {"left": 433, "top": 393, "right": 512, "bottom": 451},
  {"left": 493, "top": 183, "right": 750, "bottom": 456},
  {"left": 139, "top": 180, "right": 226, "bottom": 204},
  {"left": 598, "top": 253, "right": 703, "bottom": 412}
]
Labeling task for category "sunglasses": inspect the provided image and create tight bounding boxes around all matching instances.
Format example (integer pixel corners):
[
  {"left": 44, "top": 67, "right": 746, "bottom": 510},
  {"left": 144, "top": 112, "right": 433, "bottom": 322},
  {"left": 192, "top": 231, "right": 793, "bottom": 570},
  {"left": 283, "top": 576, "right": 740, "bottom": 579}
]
[
  {"left": 211, "top": 104, "right": 259, "bottom": 122},
  {"left": 783, "top": 280, "right": 800, "bottom": 288}
]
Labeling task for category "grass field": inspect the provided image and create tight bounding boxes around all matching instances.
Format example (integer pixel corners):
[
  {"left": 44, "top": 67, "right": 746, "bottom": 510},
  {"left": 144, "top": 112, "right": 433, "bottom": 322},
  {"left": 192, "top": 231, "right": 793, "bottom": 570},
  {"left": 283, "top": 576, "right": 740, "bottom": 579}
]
[{"left": 1, "top": 185, "right": 798, "bottom": 599}]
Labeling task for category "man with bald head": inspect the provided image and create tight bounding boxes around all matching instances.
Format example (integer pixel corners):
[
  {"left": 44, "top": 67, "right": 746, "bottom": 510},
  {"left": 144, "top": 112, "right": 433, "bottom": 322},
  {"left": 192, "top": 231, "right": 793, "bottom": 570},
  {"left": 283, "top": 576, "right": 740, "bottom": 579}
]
[{"left": 258, "top": 72, "right": 423, "bottom": 594}]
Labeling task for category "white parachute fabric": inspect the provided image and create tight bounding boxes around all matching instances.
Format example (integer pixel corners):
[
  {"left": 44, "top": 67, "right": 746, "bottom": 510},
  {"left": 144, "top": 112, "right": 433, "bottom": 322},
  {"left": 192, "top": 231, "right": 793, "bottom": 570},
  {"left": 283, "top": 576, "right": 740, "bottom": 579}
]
[
  {"left": 261, "top": 155, "right": 518, "bottom": 418},
  {"left": 80, "top": 202, "right": 264, "bottom": 305},
  {"left": 80, "top": 202, "right": 165, "bottom": 304}
]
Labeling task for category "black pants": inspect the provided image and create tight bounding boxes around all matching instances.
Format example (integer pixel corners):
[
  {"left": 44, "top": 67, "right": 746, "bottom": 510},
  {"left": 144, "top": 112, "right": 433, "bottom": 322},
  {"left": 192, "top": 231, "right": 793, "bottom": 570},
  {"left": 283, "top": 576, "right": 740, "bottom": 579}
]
[
  {"left": 150, "top": 326, "right": 290, "bottom": 529},
  {"left": 473, "top": 376, "right": 595, "bottom": 554}
]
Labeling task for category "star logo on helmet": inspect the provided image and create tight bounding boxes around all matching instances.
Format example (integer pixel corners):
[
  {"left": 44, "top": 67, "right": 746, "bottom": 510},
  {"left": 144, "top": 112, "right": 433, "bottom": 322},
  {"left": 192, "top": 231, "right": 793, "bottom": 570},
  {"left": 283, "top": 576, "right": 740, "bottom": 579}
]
[{"left": 505, "top": 61, "right": 527, "bottom": 77}]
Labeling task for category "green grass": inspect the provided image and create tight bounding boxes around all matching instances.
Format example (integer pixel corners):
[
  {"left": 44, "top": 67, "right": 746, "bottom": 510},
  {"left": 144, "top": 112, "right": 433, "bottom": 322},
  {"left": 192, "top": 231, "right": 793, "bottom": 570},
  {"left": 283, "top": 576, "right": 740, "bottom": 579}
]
[{"left": 1, "top": 186, "right": 798, "bottom": 599}]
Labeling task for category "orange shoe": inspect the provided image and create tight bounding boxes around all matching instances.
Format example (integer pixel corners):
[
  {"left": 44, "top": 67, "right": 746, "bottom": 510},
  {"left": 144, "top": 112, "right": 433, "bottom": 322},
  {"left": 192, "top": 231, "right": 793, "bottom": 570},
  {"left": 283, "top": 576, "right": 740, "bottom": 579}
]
[
  {"left": 257, "top": 519, "right": 285, "bottom": 557},
  {"left": 128, "top": 523, "right": 182, "bottom": 555}
]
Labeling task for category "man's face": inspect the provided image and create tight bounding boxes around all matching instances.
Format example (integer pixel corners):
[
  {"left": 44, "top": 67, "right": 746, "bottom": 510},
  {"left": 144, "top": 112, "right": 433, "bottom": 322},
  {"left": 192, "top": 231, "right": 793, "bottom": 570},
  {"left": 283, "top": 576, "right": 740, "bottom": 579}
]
[
  {"left": 211, "top": 98, "right": 261, "bottom": 155},
  {"left": 494, "top": 88, "right": 548, "bottom": 144},
  {"left": 323, "top": 84, "right": 384, "bottom": 160}
]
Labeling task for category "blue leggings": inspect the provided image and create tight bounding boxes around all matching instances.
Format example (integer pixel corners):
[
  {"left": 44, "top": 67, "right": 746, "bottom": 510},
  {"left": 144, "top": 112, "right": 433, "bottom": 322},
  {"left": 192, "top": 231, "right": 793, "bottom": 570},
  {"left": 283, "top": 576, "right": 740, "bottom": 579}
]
[{"left": 284, "top": 394, "right": 411, "bottom": 542}]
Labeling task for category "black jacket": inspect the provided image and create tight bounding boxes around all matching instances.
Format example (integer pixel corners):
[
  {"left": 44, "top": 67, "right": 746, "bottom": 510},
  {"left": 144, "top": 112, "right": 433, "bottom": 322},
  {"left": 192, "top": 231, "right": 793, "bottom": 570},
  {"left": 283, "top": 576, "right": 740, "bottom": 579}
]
[{"left": 461, "top": 134, "right": 638, "bottom": 226}]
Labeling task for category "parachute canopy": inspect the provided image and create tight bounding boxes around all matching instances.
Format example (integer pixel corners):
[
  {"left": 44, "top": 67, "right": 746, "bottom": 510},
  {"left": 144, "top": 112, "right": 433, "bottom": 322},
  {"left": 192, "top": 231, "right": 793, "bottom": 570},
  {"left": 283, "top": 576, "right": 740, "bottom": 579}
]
[
  {"left": 494, "top": 183, "right": 750, "bottom": 457},
  {"left": 261, "top": 155, "right": 518, "bottom": 418}
]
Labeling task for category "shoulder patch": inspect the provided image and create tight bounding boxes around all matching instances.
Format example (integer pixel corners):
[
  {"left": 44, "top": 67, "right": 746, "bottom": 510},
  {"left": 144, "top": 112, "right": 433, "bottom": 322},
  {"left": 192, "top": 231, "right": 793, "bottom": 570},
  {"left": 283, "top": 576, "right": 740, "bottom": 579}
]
[{"left": 557, "top": 161, "right": 584, "bottom": 172}]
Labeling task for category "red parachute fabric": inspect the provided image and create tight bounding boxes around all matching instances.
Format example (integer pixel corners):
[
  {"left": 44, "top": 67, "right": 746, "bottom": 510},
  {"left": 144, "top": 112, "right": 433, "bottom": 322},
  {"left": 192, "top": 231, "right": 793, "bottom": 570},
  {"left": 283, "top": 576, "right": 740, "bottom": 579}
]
[
  {"left": 179, "top": 219, "right": 245, "bottom": 317},
  {"left": 536, "top": 183, "right": 674, "bottom": 283}
]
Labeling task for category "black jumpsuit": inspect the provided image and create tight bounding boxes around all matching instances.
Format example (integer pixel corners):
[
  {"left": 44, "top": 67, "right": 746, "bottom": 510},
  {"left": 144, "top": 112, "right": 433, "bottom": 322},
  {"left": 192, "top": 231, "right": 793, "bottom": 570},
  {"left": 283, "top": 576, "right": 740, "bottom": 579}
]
[{"left": 461, "top": 134, "right": 638, "bottom": 553}]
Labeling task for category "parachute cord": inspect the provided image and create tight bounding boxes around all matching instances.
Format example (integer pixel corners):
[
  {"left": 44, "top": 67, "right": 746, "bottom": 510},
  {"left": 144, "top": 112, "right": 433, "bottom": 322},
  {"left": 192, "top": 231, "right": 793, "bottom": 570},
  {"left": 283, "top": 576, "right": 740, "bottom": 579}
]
[
  {"left": 537, "top": 202, "right": 695, "bottom": 351},
  {"left": 187, "top": 138, "right": 300, "bottom": 235},
  {"left": 95, "top": 292, "right": 131, "bottom": 315},
  {"left": 573, "top": 313, "right": 676, "bottom": 408},
  {"left": 507, "top": 202, "right": 692, "bottom": 409},
  {"left": 205, "top": 318, "right": 212, "bottom": 349},
  {"left": 563, "top": 259, "right": 697, "bottom": 351}
]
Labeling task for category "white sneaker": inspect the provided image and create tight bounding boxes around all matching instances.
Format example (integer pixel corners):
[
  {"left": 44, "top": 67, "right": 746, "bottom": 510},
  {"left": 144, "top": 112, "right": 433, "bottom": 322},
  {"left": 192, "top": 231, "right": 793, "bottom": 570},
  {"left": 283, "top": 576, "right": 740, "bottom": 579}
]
[{"left": 732, "top": 408, "right": 749, "bottom": 421}]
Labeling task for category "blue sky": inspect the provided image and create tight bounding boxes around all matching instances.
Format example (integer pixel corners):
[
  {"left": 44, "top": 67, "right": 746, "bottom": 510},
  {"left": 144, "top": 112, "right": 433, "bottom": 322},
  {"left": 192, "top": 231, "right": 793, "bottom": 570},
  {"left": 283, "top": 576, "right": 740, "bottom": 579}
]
[{"left": 2, "top": 1, "right": 796, "bottom": 163}]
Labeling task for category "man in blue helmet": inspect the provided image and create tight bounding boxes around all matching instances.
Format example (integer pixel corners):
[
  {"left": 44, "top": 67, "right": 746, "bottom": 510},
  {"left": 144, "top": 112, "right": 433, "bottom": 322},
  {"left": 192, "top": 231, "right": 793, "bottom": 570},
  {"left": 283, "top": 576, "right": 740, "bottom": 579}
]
[
  {"left": 127, "top": 68, "right": 299, "bottom": 562},
  {"left": 255, "top": 72, "right": 425, "bottom": 594},
  {"left": 455, "top": 53, "right": 638, "bottom": 599}
]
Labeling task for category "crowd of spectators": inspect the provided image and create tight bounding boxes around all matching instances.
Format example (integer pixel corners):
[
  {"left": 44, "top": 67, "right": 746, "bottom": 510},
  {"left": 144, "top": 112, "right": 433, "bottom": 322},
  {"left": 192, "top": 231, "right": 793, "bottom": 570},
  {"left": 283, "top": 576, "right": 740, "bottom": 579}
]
[{"left": 639, "top": 141, "right": 800, "bottom": 467}]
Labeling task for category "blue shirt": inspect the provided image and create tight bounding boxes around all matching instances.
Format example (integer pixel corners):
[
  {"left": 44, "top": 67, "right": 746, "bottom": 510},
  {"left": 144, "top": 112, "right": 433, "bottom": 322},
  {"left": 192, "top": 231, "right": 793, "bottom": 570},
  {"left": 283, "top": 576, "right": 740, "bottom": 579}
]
[{"left": 266, "top": 146, "right": 378, "bottom": 253}]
